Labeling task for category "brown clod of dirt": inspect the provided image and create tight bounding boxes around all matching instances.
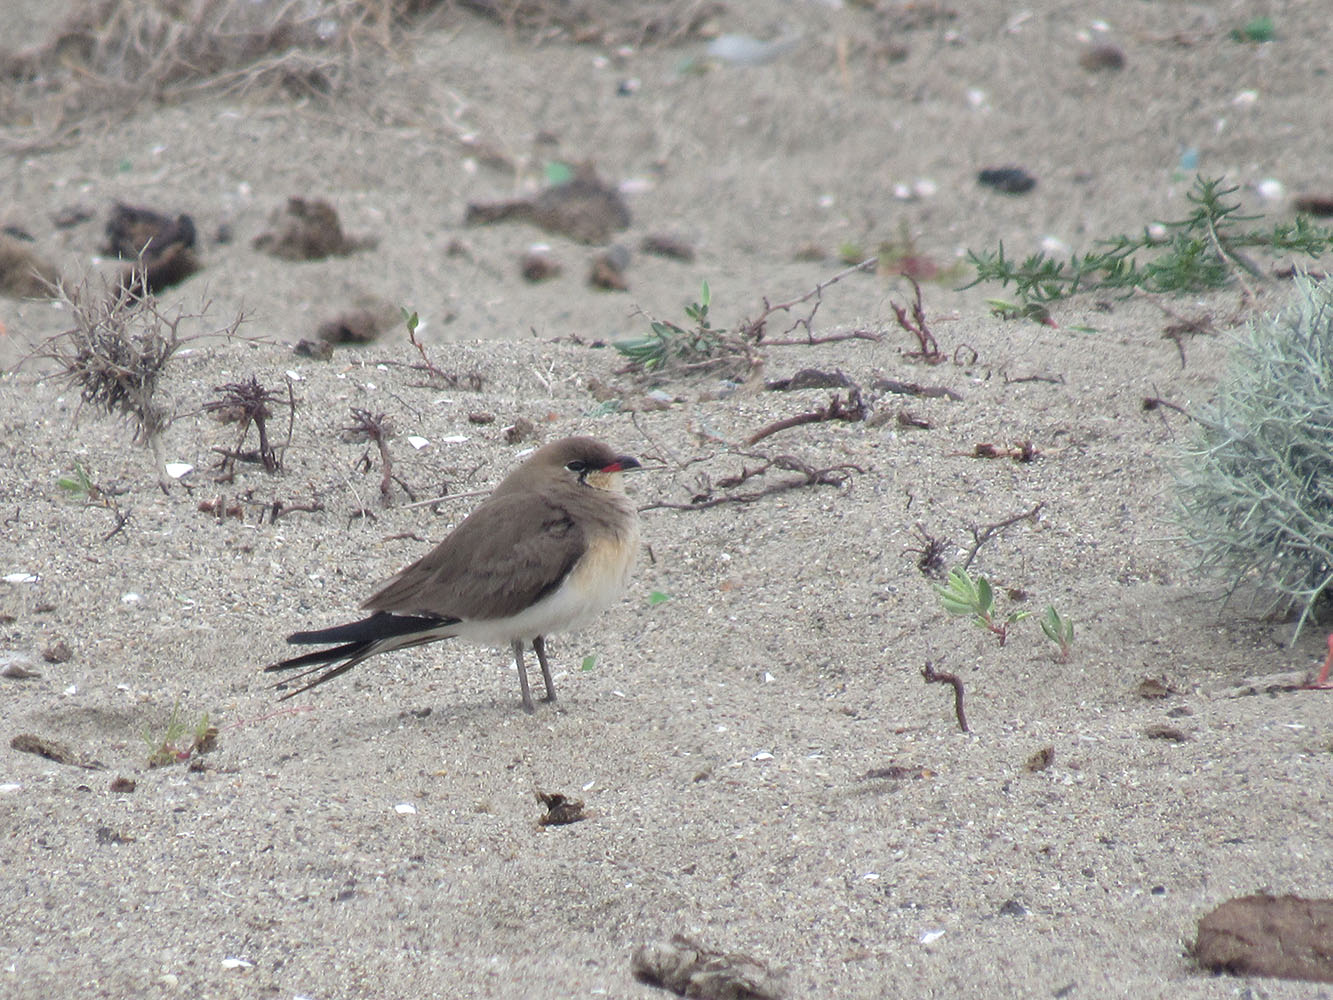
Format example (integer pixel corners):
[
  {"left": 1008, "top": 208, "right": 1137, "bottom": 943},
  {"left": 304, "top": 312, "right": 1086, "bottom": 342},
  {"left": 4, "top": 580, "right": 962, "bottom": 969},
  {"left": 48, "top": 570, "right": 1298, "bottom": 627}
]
[
  {"left": 641, "top": 233, "right": 695, "bottom": 262},
  {"left": 536, "top": 790, "right": 586, "bottom": 826},
  {"left": 105, "top": 202, "right": 196, "bottom": 259},
  {"left": 588, "top": 245, "right": 630, "bottom": 290},
  {"left": 1293, "top": 195, "right": 1333, "bottom": 217},
  {"left": 316, "top": 308, "right": 388, "bottom": 345},
  {"left": 105, "top": 203, "right": 201, "bottom": 295},
  {"left": 632, "top": 933, "right": 785, "bottom": 1000},
  {"left": 1024, "top": 746, "right": 1055, "bottom": 771},
  {"left": 1193, "top": 894, "right": 1333, "bottom": 983},
  {"left": 466, "top": 165, "right": 630, "bottom": 245},
  {"left": 520, "top": 248, "right": 561, "bottom": 282},
  {"left": 1079, "top": 43, "right": 1126, "bottom": 71},
  {"left": 253, "top": 197, "right": 377, "bottom": 260},
  {"left": 0, "top": 233, "right": 60, "bottom": 298}
]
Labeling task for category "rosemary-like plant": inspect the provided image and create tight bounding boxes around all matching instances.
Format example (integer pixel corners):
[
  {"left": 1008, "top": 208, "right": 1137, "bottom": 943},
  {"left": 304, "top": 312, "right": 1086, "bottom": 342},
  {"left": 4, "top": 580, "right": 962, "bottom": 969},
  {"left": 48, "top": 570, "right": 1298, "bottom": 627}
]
[
  {"left": 965, "top": 176, "right": 1333, "bottom": 306},
  {"left": 1177, "top": 274, "right": 1333, "bottom": 635}
]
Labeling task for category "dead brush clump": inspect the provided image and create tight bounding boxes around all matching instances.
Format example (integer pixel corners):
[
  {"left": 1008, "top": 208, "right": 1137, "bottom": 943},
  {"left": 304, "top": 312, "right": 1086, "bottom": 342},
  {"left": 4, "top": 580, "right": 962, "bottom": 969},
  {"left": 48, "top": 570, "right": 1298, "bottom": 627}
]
[
  {"left": 29, "top": 268, "right": 244, "bottom": 489},
  {"left": 0, "top": 0, "right": 716, "bottom": 108},
  {"left": 0, "top": 0, "right": 383, "bottom": 123},
  {"left": 0, "top": 0, "right": 719, "bottom": 152}
]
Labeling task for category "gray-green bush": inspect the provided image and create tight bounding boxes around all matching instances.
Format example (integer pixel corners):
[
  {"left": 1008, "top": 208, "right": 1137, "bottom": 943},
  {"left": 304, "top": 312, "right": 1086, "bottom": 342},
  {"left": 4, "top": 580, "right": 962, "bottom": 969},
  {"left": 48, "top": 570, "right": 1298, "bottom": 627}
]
[{"left": 1177, "top": 274, "right": 1333, "bottom": 635}]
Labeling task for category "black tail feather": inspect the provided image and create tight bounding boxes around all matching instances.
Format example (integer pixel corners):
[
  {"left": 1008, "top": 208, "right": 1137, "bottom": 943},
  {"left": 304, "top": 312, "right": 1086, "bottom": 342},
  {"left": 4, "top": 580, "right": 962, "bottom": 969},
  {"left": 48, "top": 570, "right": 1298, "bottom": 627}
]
[
  {"left": 287, "top": 611, "right": 451, "bottom": 646},
  {"left": 264, "top": 613, "right": 461, "bottom": 700}
]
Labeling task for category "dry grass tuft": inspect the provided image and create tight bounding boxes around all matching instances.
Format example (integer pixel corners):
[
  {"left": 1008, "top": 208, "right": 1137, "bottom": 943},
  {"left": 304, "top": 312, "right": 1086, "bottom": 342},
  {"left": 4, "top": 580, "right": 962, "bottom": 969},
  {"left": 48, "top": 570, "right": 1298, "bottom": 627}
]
[{"left": 27, "top": 268, "right": 245, "bottom": 488}]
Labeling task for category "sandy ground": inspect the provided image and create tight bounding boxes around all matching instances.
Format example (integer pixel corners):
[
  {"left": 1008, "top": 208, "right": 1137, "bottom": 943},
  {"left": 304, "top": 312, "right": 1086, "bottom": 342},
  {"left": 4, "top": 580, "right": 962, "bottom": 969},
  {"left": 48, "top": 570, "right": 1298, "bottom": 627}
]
[{"left": 4, "top": 2, "right": 1333, "bottom": 997}]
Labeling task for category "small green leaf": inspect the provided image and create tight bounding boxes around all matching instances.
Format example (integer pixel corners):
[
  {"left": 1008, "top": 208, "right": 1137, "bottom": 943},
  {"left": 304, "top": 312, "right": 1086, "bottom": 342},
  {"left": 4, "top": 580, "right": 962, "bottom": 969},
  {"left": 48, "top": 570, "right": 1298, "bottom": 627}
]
[
  {"left": 975, "top": 576, "right": 994, "bottom": 614},
  {"left": 401, "top": 308, "right": 419, "bottom": 334},
  {"left": 580, "top": 655, "right": 596, "bottom": 672},
  {"left": 648, "top": 590, "right": 670, "bottom": 606},
  {"left": 545, "top": 161, "right": 574, "bottom": 185},
  {"left": 698, "top": 279, "right": 710, "bottom": 309}
]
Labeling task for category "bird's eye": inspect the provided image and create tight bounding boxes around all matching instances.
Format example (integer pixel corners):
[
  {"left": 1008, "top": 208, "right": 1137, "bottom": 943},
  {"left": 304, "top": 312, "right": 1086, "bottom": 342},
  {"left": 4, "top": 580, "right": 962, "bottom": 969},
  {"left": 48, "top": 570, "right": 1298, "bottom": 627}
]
[{"left": 565, "top": 460, "right": 587, "bottom": 473}]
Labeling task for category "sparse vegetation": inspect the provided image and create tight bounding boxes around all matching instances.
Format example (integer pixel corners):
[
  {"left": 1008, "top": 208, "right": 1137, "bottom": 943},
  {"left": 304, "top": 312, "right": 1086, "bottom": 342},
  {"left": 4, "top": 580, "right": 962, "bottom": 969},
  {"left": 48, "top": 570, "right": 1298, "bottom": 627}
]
[
  {"left": 615, "top": 281, "right": 754, "bottom": 377},
  {"left": 203, "top": 374, "right": 295, "bottom": 478},
  {"left": 203, "top": 375, "right": 294, "bottom": 478},
  {"left": 935, "top": 566, "right": 1030, "bottom": 647},
  {"left": 1177, "top": 274, "right": 1333, "bottom": 637},
  {"left": 1040, "top": 606, "right": 1075, "bottom": 662},
  {"left": 343, "top": 407, "right": 399, "bottom": 503},
  {"left": 143, "top": 703, "right": 217, "bottom": 768},
  {"left": 966, "top": 176, "right": 1333, "bottom": 308},
  {"left": 31, "top": 272, "right": 242, "bottom": 489}
]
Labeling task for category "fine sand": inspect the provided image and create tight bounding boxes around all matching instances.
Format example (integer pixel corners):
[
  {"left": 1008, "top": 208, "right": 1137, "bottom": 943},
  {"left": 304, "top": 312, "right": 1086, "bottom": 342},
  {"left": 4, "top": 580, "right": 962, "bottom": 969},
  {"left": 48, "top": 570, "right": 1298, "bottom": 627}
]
[{"left": 4, "top": 2, "right": 1333, "bottom": 997}]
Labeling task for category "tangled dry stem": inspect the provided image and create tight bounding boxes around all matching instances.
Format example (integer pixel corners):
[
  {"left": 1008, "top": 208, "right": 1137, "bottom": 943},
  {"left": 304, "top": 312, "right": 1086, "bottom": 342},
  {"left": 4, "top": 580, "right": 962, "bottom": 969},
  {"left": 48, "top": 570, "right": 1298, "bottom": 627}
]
[{"left": 30, "top": 269, "right": 244, "bottom": 488}]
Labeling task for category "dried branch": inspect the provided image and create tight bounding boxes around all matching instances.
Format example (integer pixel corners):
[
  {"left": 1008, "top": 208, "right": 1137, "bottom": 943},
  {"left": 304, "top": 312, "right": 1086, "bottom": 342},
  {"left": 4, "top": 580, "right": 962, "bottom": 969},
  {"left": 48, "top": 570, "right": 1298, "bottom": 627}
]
[
  {"left": 739, "top": 257, "right": 878, "bottom": 342},
  {"left": 343, "top": 408, "right": 395, "bottom": 504},
  {"left": 746, "top": 387, "right": 868, "bottom": 445},
  {"left": 203, "top": 375, "right": 294, "bottom": 479},
  {"left": 922, "top": 661, "right": 969, "bottom": 732},
  {"left": 890, "top": 276, "right": 943, "bottom": 363},
  {"left": 641, "top": 454, "right": 862, "bottom": 512},
  {"left": 962, "top": 501, "right": 1046, "bottom": 570}
]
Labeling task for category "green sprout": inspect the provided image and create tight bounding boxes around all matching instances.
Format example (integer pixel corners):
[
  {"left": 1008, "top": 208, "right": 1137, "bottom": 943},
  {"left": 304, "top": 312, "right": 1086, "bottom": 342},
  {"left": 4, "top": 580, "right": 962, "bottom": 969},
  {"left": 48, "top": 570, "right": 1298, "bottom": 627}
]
[
  {"left": 614, "top": 281, "right": 738, "bottom": 374},
  {"left": 1231, "top": 17, "right": 1274, "bottom": 43},
  {"left": 1039, "top": 606, "right": 1075, "bottom": 662},
  {"left": 934, "top": 567, "right": 1030, "bottom": 646},
  {"left": 57, "top": 461, "right": 96, "bottom": 498},
  {"left": 142, "top": 703, "right": 217, "bottom": 768}
]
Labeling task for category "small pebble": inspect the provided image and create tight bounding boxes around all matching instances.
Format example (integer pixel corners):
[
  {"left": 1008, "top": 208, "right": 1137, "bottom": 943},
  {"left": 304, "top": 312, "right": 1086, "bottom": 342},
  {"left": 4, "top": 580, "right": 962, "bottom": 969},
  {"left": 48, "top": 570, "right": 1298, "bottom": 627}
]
[
  {"left": 978, "top": 167, "right": 1037, "bottom": 194},
  {"left": 1079, "top": 43, "right": 1126, "bottom": 71}
]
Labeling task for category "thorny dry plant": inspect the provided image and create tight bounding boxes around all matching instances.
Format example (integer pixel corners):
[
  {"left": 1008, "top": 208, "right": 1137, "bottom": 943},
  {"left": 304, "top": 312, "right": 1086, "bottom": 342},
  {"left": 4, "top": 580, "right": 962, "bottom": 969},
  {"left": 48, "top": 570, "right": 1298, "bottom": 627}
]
[
  {"left": 203, "top": 375, "right": 296, "bottom": 479},
  {"left": 28, "top": 268, "right": 244, "bottom": 489},
  {"left": 343, "top": 407, "right": 408, "bottom": 504},
  {"left": 891, "top": 275, "right": 943, "bottom": 363}
]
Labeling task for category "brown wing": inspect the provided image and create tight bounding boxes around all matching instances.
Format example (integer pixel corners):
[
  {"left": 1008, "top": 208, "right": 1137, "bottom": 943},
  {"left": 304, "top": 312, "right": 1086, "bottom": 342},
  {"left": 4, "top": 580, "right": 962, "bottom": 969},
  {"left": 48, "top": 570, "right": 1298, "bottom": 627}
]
[{"left": 363, "top": 492, "right": 585, "bottom": 622}]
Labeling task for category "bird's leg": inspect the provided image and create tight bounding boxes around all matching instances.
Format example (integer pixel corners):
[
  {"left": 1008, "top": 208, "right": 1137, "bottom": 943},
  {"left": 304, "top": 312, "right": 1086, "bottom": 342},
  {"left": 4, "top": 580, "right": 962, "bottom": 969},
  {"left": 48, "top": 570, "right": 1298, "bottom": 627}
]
[
  {"left": 533, "top": 635, "right": 557, "bottom": 703},
  {"left": 512, "top": 639, "right": 535, "bottom": 713}
]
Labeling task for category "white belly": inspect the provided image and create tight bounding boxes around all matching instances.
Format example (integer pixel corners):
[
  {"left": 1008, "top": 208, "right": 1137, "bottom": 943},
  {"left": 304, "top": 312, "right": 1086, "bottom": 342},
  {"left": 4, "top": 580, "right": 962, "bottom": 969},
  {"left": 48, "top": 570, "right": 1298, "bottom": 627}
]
[{"left": 454, "top": 529, "right": 638, "bottom": 646}]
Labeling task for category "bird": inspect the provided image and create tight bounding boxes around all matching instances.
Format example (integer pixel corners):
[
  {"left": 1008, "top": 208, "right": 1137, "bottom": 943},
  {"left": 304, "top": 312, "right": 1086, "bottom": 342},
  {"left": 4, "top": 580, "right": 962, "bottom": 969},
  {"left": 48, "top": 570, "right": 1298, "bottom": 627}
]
[{"left": 264, "top": 437, "right": 642, "bottom": 712}]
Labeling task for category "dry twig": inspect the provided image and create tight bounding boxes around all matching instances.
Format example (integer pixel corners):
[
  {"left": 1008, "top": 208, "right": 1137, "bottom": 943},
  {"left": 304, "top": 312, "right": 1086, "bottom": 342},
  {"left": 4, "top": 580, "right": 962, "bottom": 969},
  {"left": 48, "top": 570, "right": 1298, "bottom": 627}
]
[
  {"left": 343, "top": 408, "right": 397, "bottom": 504},
  {"left": 890, "top": 276, "right": 943, "bottom": 363},
  {"left": 746, "top": 387, "right": 868, "bottom": 445},
  {"left": 739, "top": 257, "right": 878, "bottom": 342},
  {"left": 922, "top": 661, "right": 969, "bottom": 732},
  {"left": 962, "top": 501, "right": 1045, "bottom": 570},
  {"left": 642, "top": 454, "right": 861, "bottom": 511}
]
